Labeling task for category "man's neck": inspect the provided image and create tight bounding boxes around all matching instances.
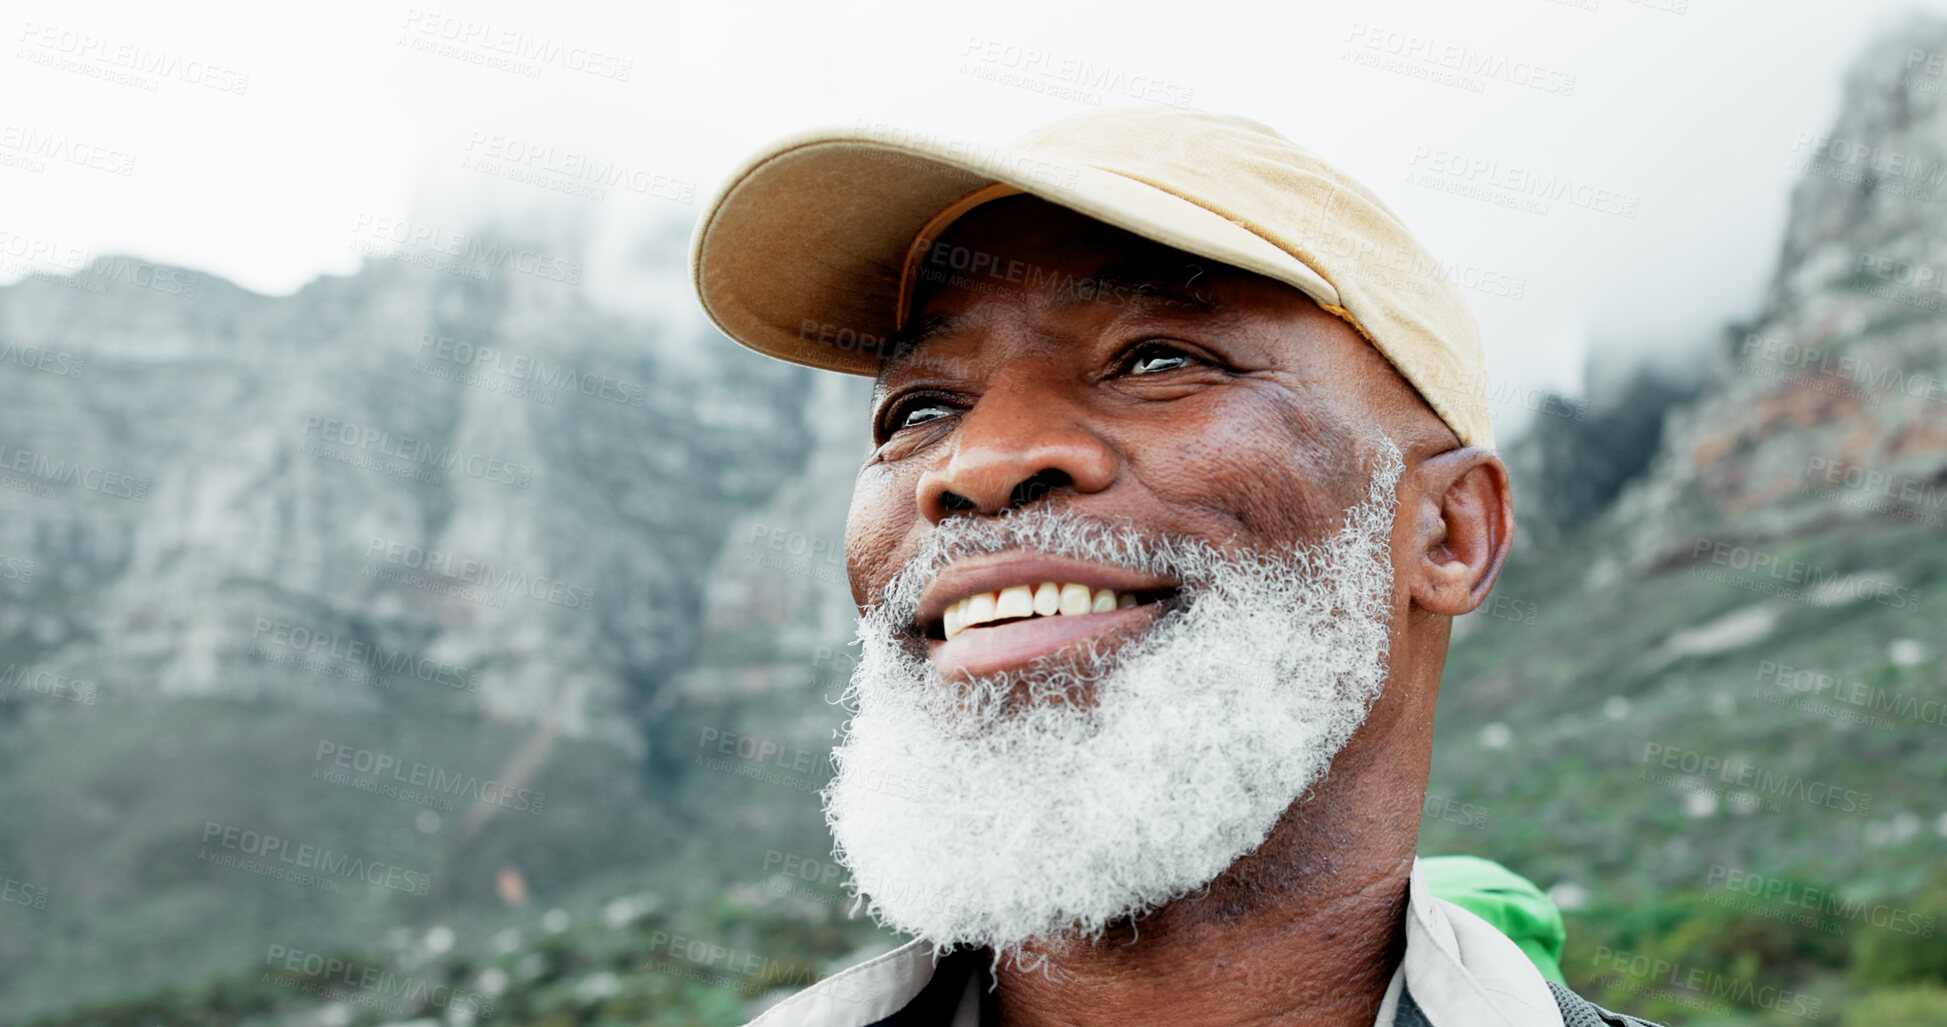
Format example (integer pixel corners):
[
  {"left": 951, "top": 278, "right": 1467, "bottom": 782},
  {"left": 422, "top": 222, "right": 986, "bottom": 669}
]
[{"left": 989, "top": 762, "right": 1421, "bottom": 1027}]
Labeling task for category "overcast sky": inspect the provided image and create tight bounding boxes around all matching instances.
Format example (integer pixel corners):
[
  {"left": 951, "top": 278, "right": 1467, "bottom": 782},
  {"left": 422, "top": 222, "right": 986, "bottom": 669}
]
[{"left": 7, "top": 0, "right": 1946, "bottom": 437}]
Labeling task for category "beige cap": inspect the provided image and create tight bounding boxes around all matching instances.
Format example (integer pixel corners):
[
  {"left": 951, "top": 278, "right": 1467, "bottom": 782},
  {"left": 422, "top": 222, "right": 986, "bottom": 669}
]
[{"left": 690, "top": 106, "right": 1494, "bottom": 449}]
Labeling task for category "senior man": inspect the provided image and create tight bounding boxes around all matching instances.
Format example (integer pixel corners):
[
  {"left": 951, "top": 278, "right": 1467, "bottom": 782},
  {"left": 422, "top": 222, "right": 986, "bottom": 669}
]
[{"left": 691, "top": 107, "right": 1658, "bottom": 1027}]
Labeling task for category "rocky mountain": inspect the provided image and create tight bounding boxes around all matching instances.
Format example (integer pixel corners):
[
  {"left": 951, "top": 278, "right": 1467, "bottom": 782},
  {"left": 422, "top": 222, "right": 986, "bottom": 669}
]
[
  {"left": 0, "top": 234, "right": 826, "bottom": 747},
  {"left": 1601, "top": 14, "right": 1947, "bottom": 573},
  {"left": 0, "top": 225, "right": 883, "bottom": 1019}
]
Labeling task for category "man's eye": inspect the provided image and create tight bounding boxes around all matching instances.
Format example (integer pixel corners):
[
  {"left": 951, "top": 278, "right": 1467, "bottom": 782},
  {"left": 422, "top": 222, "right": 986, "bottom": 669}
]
[
  {"left": 892, "top": 401, "right": 953, "bottom": 431},
  {"left": 1126, "top": 344, "right": 1193, "bottom": 375}
]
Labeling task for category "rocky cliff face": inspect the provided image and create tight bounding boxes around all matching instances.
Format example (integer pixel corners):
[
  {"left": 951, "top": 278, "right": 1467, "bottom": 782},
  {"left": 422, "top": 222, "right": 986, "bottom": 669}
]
[
  {"left": 0, "top": 237, "right": 817, "bottom": 749},
  {"left": 1605, "top": 16, "right": 1947, "bottom": 574}
]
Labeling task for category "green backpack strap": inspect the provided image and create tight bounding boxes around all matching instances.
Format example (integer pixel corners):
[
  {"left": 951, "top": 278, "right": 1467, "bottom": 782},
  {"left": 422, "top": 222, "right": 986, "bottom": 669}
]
[{"left": 1421, "top": 854, "right": 1568, "bottom": 986}]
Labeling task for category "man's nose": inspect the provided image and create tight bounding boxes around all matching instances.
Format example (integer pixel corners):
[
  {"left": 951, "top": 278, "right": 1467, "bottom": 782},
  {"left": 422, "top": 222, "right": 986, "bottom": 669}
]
[{"left": 915, "top": 378, "right": 1118, "bottom": 523}]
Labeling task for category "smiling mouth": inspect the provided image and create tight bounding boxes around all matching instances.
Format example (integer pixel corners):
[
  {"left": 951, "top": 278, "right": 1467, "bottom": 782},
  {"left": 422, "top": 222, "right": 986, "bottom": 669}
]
[
  {"left": 923, "top": 583, "right": 1180, "bottom": 641},
  {"left": 910, "top": 553, "right": 1185, "bottom": 679}
]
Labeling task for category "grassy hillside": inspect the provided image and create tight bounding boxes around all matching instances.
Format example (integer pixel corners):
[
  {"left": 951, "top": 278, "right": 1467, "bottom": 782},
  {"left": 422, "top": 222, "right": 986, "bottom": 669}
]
[{"left": 1419, "top": 516, "right": 1947, "bottom": 1025}]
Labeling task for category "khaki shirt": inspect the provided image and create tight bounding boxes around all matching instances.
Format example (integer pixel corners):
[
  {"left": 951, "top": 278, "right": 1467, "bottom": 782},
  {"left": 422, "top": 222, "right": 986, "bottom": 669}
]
[{"left": 746, "top": 859, "right": 1568, "bottom": 1027}]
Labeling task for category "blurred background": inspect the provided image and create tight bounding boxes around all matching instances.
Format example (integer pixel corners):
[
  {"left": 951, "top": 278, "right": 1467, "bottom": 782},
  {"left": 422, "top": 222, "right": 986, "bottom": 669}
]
[{"left": 3, "top": 0, "right": 1946, "bottom": 1024}]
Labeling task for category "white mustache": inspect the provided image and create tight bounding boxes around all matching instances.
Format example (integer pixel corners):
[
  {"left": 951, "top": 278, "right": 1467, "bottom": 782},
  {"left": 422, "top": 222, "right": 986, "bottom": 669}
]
[{"left": 872, "top": 505, "right": 1270, "bottom": 636}]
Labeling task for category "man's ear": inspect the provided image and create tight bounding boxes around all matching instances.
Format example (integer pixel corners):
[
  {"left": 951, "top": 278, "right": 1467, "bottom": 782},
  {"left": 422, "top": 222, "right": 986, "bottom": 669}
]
[{"left": 1405, "top": 447, "right": 1514, "bottom": 616}]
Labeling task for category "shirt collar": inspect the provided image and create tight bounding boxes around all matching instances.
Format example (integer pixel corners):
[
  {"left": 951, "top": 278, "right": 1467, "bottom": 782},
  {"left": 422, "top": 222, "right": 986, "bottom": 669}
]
[{"left": 744, "top": 858, "right": 1566, "bottom": 1027}]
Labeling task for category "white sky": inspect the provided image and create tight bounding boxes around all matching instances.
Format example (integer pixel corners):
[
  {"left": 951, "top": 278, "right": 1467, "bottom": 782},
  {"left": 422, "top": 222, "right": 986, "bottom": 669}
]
[{"left": 6, "top": 0, "right": 1945, "bottom": 435}]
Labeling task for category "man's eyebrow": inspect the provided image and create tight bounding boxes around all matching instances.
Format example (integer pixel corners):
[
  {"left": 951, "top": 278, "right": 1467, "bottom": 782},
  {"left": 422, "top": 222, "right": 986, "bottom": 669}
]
[
  {"left": 872, "top": 259, "right": 1222, "bottom": 391},
  {"left": 875, "top": 313, "right": 966, "bottom": 391}
]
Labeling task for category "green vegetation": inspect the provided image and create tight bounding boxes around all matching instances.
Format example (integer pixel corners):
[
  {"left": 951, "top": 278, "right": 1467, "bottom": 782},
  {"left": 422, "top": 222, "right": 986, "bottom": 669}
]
[{"left": 1417, "top": 510, "right": 1947, "bottom": 1024}]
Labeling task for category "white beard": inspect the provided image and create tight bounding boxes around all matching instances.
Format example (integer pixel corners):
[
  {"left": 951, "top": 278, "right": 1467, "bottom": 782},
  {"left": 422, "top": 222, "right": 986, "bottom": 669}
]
[{"left": 822, "top": 442, "right": 1404, "bottom": 956}]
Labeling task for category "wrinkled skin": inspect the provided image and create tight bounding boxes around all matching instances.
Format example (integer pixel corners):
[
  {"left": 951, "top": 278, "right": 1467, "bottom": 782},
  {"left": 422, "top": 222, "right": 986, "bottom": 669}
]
[{"left": 841, "top": 196, "right": 1515, "bottom": 1027}]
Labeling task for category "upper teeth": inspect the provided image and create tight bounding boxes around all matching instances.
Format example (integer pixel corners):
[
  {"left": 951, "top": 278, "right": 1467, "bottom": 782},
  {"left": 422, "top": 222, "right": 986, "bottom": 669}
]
[{"left": 942, "top": 582, "right": 1139, "bottom": 639}]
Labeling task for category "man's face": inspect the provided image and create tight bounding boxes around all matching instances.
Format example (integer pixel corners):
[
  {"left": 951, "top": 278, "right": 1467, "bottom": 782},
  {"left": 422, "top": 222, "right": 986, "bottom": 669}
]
[
  {"left": 846, "top": 196, "right": 1416, "bottom": 671},
  {"left": 821, "top": 198, "right": 1442, "bottom": 954}
]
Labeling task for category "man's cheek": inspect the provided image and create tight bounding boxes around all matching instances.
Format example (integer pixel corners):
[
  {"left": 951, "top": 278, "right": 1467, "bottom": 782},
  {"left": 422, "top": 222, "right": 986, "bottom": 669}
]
[
  {"left": 844, "top": 547, "right": 880, "bottom": 609},
  {"left": 845, "top": 483, "right": 917, "bottom": 606},
  {"left": 1206, "top": 434, "right": 1362, "bottom": 552}
]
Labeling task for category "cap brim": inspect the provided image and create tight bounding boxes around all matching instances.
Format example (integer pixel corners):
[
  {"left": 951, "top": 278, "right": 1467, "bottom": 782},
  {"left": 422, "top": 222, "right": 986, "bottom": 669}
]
[{"left": 690, "top": 124, "right": 1345, "bottom": 377}]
